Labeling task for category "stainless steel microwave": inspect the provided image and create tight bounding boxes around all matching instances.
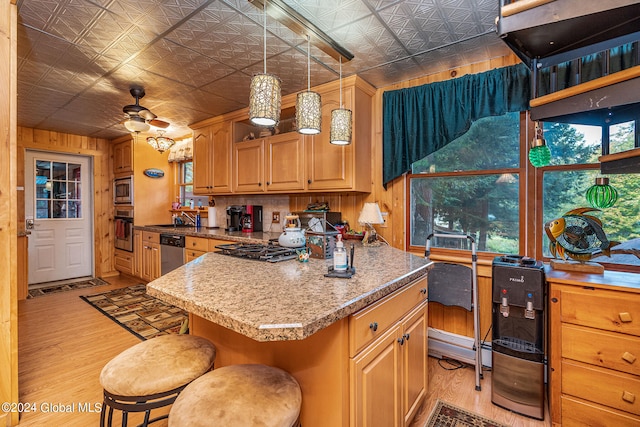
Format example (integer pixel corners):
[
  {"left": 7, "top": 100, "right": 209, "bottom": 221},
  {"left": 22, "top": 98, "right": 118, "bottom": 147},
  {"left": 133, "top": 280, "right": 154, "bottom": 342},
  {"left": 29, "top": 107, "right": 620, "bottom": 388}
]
[{"left": 114, "top": 176, "right": 133, "bottom": 205}]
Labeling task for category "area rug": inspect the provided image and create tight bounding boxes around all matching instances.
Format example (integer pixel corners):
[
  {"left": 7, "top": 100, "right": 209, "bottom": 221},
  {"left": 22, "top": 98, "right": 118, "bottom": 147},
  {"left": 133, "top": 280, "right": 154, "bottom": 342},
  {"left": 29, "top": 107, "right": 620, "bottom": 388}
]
[
  {"left": 426, "top": 400, "right": 509, "bottom": 427},
  {"left": 28, "top": 277, "right": 109, "bottom": 299},
  {"left": 80, "top": 284, "right": 188, "bottom": 340}
]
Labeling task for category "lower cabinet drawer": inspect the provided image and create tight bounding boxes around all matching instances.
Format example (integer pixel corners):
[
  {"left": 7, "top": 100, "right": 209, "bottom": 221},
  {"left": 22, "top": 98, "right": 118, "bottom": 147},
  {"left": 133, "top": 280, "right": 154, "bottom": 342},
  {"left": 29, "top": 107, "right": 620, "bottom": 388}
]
[
  {"left": 185, "top": 249, "right": 206, "bottom": 262},
  {"left": 562, "top": 359, "right": 640, "bottom": 416},
  {"left": 349, "top": 277, "right": 427, "bottom": 357},
  {"left": 114, "top": 250, "right": 133, "bottom": 274},
  {"left": 562, "top": 323, "right": 640, "bottom": 376},
  {"left": 185, "top": 236, "right": 208, "bottom": 251},
  {"left": 562, "top": 394, "right": 640, "bottom": 427}
]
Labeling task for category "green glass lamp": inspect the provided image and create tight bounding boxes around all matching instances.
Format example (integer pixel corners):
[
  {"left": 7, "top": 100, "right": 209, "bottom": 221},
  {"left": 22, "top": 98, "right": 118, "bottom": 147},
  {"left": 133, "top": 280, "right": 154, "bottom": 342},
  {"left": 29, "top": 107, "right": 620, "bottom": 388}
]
[
  {"left": 528, "top": 121, "right": 551, "bottom": 167},
  {"left": 586, "top": 177, "right": 618, "bottom": 208}
]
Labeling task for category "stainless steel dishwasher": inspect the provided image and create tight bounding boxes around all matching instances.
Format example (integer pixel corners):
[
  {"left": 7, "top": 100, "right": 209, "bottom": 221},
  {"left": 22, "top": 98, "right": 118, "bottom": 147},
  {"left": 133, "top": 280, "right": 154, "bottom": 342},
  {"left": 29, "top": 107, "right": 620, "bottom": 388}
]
[{"left": 160, "top": 233, "right": 185, "bottom": 275}]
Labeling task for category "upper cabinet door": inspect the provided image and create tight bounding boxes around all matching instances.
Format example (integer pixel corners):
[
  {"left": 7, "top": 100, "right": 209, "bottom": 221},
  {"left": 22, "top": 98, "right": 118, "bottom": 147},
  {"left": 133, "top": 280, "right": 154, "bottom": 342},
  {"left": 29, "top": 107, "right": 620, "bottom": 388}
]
[
  {"left": 266, "top": 132, "right": 305, "bottom": 192},
  {"left": 211, "top": 120, "right": 232, "bottom": 194},
  {"left": 306, "top": 87, "right": 353, "bottom": 191},
  {"left": 233, "top": 138, "right": 265, "bottom": 193},
  {"left": 192, "top": 127, "right": 213, "bottom": 194},
  {"left": 113, "top": 139, "right": 133, "bottom": 176}
]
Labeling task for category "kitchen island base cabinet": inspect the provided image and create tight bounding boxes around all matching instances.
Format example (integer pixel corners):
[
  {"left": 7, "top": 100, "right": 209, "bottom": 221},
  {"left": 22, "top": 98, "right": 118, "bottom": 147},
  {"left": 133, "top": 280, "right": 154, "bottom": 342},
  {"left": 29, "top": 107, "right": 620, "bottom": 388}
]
[{"left": 190, "top": 276, "right": 428, "bottom": 427}]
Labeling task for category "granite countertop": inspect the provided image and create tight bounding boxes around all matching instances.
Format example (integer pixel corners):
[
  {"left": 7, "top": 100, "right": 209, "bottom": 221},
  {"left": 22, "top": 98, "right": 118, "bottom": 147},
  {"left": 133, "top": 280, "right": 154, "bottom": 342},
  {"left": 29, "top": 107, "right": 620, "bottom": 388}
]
[
  {"left": 146, "top": 243, "right": 432, "bottom": 342},
  {"left": 136, "top": 224, "right": 282, "bottom": 244}
]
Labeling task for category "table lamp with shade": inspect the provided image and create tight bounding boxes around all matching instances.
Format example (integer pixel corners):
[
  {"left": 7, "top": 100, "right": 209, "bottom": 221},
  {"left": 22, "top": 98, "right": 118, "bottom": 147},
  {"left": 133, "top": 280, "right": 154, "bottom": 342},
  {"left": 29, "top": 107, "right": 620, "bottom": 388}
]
[{"left": 358, "top": 202, "right": 384, "bottom": 246}]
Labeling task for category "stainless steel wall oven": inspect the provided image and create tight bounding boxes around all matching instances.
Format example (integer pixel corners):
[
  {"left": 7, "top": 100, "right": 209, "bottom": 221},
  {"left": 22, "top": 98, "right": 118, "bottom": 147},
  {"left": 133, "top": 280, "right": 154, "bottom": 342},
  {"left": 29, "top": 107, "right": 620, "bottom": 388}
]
[{"left": 114, "top": 206, "right": 134, "bottom": 252}]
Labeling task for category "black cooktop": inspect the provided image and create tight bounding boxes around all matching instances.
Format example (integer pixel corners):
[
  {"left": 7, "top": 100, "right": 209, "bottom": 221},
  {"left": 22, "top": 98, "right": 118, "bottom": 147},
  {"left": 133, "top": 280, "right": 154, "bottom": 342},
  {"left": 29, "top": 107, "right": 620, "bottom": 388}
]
[{"left": 215, "top": 242, "right": 298, "bottom": 262}]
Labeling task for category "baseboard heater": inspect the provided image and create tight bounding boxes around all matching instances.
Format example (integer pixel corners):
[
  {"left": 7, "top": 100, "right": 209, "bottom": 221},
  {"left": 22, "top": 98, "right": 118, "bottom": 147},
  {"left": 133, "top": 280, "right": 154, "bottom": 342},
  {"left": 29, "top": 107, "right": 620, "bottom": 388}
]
[{"left": 428, "top": 327, "right": 493, "bottom": 368}]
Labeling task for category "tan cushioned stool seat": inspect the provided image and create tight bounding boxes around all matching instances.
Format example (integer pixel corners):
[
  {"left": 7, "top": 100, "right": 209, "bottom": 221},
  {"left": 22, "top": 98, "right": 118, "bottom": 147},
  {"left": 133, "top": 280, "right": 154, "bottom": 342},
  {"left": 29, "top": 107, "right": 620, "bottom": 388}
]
[
  {"left": 169, "top": 364, "right": 302, "bottom": 427},
  {"left": 100, "top": 334, "right": 216, "bottom": 397}
]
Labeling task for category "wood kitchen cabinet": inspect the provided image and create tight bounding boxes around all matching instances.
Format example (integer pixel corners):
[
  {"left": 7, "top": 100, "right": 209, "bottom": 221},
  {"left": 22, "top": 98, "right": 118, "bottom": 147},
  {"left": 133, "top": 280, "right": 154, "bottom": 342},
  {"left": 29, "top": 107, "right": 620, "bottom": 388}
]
[
  {"left": 133, "top": 229, "right": 142, "bottom": 278},
  {"left": 193, "top": 120, "right": 232, "bottom": 194},
  {"left": 233, "top": 131, "right": 305, "bottom": 194},
  {"left": 305, "top": 77, "right": 373, "bottom": 192},
  {"left": 141, "top": 231, "right": 160, "bottom": 282},
  {"left": 185, "top": 236, "right": 233, "bottom": 262},
  {"left": 548, "top": 270, "right": 640, "bottom": 427},
  {"left": 113, "top": 139, "right": 133, "bottom": 176},
  {"left": 114, "top": 249, "right": 134, "bottom": 276},
  {"left": 350, "top": 277, "right": 428, "bottom": 426}
]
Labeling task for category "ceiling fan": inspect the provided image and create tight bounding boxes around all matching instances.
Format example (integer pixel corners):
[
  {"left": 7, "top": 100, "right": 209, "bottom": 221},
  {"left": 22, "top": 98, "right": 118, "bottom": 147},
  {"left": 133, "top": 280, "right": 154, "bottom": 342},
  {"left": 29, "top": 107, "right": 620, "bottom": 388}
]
[{"left": 122, "top": 86, "right": 169, "bottom": 132}]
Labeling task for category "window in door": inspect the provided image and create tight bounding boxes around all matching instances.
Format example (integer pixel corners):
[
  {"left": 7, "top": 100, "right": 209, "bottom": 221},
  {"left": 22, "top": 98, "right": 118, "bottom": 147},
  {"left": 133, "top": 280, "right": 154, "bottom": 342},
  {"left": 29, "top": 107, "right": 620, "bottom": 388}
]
[{"left": 35, "top": 160, "right": 82, "bottom": 219}]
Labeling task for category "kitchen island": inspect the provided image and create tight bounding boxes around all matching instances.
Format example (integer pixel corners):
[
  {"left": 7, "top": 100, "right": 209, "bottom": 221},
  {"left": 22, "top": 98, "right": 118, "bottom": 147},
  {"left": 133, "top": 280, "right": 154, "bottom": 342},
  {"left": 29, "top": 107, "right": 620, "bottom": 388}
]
[{"left": 147, "top": 243, "right": 432, "bottom": 426}]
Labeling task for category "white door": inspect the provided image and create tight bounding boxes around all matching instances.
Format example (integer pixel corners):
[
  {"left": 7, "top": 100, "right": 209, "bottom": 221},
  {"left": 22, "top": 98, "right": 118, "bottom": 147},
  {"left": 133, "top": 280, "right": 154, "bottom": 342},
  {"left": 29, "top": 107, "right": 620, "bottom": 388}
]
[{"left": 25, "top": 151, "right": 94, "bottom": 284}]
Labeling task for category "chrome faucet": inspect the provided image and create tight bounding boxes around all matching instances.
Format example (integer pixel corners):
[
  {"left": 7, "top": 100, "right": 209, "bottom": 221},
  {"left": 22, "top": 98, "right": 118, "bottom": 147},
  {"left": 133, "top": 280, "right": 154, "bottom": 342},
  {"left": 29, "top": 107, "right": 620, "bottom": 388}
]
[{"left": 180, "top": 211, "right": 196, "bottom": 226}]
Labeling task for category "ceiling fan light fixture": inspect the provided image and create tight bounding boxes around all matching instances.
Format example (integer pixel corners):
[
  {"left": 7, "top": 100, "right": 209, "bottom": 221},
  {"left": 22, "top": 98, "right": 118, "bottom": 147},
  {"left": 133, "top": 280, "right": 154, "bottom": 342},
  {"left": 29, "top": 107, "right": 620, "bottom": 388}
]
[
  {"left": 124, "top": 116, "right": 150, "bottom": 133},
  {"left": 147, "top": 131, "right": 175, "bottom": 153},
  {"left": 249, "top": 0, "right": 281, "bottom": 127}
]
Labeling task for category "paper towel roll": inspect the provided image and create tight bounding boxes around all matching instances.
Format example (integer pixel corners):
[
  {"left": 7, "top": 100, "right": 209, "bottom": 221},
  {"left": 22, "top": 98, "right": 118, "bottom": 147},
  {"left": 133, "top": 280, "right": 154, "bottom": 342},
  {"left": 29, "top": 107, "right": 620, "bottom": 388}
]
[{"left": 207, "top": 207, "right": 218, "bottom": 228}]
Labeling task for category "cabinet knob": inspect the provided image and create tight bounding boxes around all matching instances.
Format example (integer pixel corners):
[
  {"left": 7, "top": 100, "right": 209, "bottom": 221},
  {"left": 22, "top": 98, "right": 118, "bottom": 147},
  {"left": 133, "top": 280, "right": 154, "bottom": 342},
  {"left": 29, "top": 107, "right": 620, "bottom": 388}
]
[
  {"left": 266, "top": 181, "right": 270, "bottom": 185},
  {"left": 258, "top": 182, "right": 262, "bottom": 186},
  {"left": 398, "top": 337, "right": 405, "bottom": 345},
  {"left": 622, "top": 351, "right": 637, "bottom": 364},
  {"left": 619, "top": 312, "right": 632, "bottom": 323},
  {"left": 404, "top": 333, "right": 410, "bottom": 341},
  {"left": 369, "top": 322, "right": 378, "bottom": 332},
  {"left": 420, "top": 288, "right": 427, "bottom": 295},
  {"left": 307, "top": 179, "right": 312, "bottom": 184}
]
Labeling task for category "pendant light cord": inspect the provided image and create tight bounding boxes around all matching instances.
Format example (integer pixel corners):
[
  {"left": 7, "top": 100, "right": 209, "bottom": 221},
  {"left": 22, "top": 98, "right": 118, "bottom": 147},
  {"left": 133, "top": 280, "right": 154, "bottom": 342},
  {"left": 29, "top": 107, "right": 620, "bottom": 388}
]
[
  {"left": 263, "top": 0, "right": 267, "bottom": 74},
  {"left": 307, "top": 35, "right": 311, "bottom": 92},
  {"left": 339, "top": 56, "right": 343, "bottom": 108}
]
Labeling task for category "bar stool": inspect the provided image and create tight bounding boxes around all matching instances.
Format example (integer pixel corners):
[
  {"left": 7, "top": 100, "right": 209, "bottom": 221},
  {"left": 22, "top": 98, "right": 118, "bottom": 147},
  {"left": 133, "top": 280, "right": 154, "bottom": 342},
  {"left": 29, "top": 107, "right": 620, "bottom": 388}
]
[
  {"left": 168, "top": 364, "right": 302, "bottom": 427},
  {"left": 99, "top": 334, "right": 216, "bottom": 427}
]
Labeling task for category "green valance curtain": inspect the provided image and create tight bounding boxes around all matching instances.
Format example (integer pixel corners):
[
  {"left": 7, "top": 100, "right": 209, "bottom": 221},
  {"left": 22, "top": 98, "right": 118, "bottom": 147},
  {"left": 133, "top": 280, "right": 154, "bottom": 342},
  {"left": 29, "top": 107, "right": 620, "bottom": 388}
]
[{"left": 382, "top": 63, "right": 530, "bottom": 187}]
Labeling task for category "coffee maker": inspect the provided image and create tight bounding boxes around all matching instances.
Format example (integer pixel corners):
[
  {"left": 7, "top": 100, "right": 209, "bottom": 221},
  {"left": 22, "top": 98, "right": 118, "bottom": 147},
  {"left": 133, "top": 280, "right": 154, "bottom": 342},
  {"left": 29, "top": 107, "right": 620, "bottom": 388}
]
[
  {"left": 241, "top": 205, "right": 263, "bottom": 233},
  {"left": 226, "top": 205, "right": 244, "bottom": 231}
]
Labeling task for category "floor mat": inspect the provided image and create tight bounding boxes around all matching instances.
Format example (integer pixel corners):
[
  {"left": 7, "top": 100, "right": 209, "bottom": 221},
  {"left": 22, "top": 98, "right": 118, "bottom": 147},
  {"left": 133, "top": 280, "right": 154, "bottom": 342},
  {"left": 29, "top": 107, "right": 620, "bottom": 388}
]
[
  {"left": 427, "top": 400, "right": 510, "bottom": 427},
  {"left": 80, "top": 284, "right": 188, "bottom": 340},
  {"left": 28, "top": 277, "right": 109, "bottom": 299}
]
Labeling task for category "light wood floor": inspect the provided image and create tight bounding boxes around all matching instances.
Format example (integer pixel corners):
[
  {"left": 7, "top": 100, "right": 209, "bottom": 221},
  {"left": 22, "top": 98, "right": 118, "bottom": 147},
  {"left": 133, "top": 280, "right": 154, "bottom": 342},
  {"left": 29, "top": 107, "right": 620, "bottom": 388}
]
[{"left": 18, "top": 274, "right": 550, "bottom": 426}]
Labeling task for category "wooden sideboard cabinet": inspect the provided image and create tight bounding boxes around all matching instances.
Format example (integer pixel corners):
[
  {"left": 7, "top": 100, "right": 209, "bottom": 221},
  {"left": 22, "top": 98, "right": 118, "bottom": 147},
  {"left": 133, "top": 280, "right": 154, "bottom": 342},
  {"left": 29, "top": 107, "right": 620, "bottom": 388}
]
[{"left": 548, "top": 270, "right": 640, "bottom": 427}]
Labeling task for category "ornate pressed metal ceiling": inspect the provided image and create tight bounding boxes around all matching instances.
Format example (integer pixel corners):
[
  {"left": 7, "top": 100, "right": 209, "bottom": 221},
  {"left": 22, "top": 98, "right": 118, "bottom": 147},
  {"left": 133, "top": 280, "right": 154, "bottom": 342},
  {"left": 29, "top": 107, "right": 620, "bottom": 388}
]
[{"left": 16, "top": 0, "right": 511, "bottom": 139}]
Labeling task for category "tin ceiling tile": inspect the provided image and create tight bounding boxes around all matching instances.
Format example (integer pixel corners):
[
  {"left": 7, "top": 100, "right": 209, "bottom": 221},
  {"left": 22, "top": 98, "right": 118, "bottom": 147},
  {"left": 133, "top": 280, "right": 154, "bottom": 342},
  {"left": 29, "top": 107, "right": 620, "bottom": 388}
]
[{"left": 16, "top": 0, "right": 517, "bottom": 139}]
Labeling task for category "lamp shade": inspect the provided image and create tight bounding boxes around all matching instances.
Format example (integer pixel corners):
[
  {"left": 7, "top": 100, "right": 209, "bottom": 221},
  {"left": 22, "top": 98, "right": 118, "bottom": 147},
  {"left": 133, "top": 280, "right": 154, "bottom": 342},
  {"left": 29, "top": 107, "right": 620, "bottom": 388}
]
[
  {"left": 528, "top": 137, "right": 551, "bottom": 167},
  {"left": 124, "top": 116, "right": 150, "bottom": 133},
  {"left": 358, "top": 202, "right": 384, "bottom": 225},
  {"left": 249, "top": 73, "right": 281, "bottom": 127},
  {"left": 147, "top": 135, "right": 175, "bottom": 153},
  {"left": 330, "top": 108, "right": 352, "bottom": 145},
  {"left": 296, "top": 91, "right": 321, "bottom": 134},
  {"left": 586, "top": 177, "right": 618, "bottom": 208}
]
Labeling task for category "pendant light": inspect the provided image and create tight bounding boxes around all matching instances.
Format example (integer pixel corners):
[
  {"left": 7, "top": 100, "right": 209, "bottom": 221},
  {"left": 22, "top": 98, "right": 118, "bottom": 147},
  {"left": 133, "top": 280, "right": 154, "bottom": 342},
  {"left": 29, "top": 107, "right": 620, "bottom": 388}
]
[
  {"left": 249, "top": 0, "right": 281, "bottom": 127},
  {"left": 330, "top": 56, "right": 352, "bottom": 145},
  {"left": 147, "top": 130, "right": 175, "bottom": 153},
  {"left": 528, "top": 121, "right": 551, "bottom": 167},
  {"left": 296, "top": 35, "right": 321, "bottom": 134},
  {"left": 586, "top": 176, "right": 618, "bottom": 208}
]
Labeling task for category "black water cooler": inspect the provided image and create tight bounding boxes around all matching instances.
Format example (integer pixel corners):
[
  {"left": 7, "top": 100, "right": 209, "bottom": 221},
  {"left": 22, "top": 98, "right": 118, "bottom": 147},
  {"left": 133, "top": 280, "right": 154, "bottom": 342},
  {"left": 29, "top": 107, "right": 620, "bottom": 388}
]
[{"left": 491, "top": 255, "right": 546, "bottom": 420}]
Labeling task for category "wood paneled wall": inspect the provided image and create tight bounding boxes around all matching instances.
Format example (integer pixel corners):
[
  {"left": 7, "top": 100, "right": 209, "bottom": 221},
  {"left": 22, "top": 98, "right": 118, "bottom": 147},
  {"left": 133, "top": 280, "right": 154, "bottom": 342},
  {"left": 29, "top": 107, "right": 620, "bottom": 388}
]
[
  {"left": 1, "top": 2, "right": 19, "bottom": 425},
  {"left": 17, "top": 127, "right": 116, "bottom": 279}
]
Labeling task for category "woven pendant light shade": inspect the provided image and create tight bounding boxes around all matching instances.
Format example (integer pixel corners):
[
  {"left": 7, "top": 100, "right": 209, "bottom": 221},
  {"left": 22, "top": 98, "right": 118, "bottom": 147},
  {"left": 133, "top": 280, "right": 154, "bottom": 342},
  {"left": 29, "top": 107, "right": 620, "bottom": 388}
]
[
  {"left": 296, "top": 91, "right": 321, "bottom": 134},
  {"left": 249, "top": 73, "right": 281, "bottom": 127},
  {"left": 330, "top": 108, "right": 352, "bottom": 145}
]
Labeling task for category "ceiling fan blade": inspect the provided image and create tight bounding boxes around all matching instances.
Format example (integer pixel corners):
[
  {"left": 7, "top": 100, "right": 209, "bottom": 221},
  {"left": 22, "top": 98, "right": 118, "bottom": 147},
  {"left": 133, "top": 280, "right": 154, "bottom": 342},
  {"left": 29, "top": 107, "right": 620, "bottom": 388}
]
[
  {"left": 138, "top": 108, "right": 157, "bottom": 121},
  {"left": 150, "top": 118, "right": 170, "bottom": 128}
]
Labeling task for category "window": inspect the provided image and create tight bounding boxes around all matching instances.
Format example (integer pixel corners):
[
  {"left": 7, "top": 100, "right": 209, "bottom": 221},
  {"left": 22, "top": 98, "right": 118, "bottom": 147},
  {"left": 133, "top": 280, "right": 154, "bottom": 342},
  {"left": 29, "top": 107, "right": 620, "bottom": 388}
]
[
  {"left": 178, "top": 161, "right": 193, "bottom": 206},
  {"left": 541, "top": 122, "right": 640, "bottom": 270},
  {"left": 35, "top": 160, "right": 82, "bottom": 219},
  {"left": 409, "top": 112, "right": 522, "bottom": 253}
]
